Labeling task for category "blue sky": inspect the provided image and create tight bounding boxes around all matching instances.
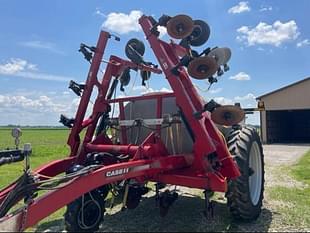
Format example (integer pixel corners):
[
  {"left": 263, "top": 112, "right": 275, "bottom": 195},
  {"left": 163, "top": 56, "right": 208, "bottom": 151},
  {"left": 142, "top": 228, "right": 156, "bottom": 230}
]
[{"left": 0, "top": 0, "right": 309, "bottom": 125}]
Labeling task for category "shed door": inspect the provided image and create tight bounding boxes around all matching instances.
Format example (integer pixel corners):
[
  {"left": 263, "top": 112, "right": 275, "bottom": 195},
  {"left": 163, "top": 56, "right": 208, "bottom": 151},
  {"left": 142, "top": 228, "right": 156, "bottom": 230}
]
[{"left": 266, "top": 109, "right": 310, "bottom": 143}]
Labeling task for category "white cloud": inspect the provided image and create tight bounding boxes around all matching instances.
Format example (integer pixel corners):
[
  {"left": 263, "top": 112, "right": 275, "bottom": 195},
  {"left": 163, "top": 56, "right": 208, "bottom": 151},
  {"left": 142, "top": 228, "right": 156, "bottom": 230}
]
[
  {"left": 0, "top": 91, "right": 83, "bottom": 125},
  {"left": 259, "top": 6, "right": 273, "bottom": 12},
  {"left": 228, "top": 1, "right": 251, "bottom": 14},
  {"left": 208, "top": 93, "right": 257, "bottom": 106},
  {"left": 213, "top": 97, "right": 234, "bottom": 105},
  {"left": 102, "top": 10, "right": 143, "bottom": 34},
  {"left": 0, "top": 58, "right": 74, "bottom": 82},
  {"left": 0, "top": 94, "right": 66, "bottom": 113},
  {"left": 94, "top": 7, "right": 106, "bottom": 17},
  {"left": 159, "top": 87, "right": 173, "bottom": 93},
  {"left": 20, "top": 41, "right": 65, "bottom": 55},
  {"left": 237, "top": 20, "right": 300, "bottom": 47},
  {"left": 234, "top": 93, "right": 256, "bottom": 101},
  {"left": 0, "top": 58, "right": 32, "bottom": 75},
  {"left": 229, "top": 72, "right": 251, "bottom": 81},
  {"left": 296, "top": 39, "right": 310, "bottom": 48},
  {"left": 209, "top": 87, "right": 223, "bottom": 94},
  {"left": 132, "top": 85, "right": 172, "bottom": 94},
  {"left": 158, "top": 26, "right": 167, "bottom": 38},
  {"left": 27, "top": 63, "right": 38, "bottom": 71},
  {"left": 14, "top": 72, "right": 73, "bottom": 82},
  {"left": 141, "top": 87, "right": 172, "bottom": 95}
]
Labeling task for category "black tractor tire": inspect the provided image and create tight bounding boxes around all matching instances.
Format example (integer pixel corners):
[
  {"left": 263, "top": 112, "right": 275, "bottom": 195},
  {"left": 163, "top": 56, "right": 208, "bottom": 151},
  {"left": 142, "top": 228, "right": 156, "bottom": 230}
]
[
  {"left": 226, "top": 126, "right": 265, "bottom": 221},
  {"left": 64, "top": 190, "right": 105, "bottom": 232}
]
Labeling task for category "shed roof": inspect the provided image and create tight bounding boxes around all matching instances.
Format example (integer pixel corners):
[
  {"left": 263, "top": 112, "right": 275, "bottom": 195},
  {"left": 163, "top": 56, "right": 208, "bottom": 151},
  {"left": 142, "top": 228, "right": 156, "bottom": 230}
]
[{"left": 257, "top": 77, "right": 310, "bottom": 100}]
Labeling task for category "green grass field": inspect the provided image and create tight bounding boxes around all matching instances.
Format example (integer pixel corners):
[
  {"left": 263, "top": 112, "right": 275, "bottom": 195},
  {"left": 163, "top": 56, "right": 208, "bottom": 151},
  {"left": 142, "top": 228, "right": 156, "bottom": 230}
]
[
  {"left": 0, "top": 128, "right": 70, "bottom": 188},
  {"left": 0, "top": 128, "right": 70, "bottom": 231}
]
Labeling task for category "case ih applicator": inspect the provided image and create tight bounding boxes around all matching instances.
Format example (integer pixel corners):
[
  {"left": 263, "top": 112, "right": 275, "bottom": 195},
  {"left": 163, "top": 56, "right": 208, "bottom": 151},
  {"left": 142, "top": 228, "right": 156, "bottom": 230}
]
[{"left": 0, "top": 14, "right": 264, "bottom": 232}]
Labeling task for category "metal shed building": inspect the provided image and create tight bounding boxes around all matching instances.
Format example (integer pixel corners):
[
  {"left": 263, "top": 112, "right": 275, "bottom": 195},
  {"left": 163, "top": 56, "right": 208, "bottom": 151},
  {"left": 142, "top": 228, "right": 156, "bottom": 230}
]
[{"left": 257, "top": 77, "right": 310, "bottom": 144}]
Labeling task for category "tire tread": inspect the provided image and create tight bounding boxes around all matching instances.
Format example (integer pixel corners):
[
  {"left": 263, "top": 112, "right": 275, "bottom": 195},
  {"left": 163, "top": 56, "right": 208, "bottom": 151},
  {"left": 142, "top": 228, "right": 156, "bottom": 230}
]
[{"left": 226, "top": 126, "right": 265, "bottom": 221}]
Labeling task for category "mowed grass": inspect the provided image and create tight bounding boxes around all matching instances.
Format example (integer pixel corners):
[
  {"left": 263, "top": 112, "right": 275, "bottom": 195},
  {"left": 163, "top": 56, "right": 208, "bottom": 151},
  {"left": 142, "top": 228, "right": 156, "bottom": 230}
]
[
  {"left": 0, "top": 128, "right": 70, "bottom": 188},
  {"left": 0, "top": 128, "right": 70, "bottom": 231},
  {"left": 268, "top": 150, "right": 310, "bottom": 227},
  {"left": 291, "top": 150, "right": 310, "bottom": 183}
]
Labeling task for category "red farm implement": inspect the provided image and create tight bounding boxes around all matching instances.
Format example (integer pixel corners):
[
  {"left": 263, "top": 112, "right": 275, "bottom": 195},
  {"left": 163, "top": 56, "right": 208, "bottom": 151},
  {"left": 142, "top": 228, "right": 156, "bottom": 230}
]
[{"left": 0, "top": 14, "right": 264, "bottom": 232}]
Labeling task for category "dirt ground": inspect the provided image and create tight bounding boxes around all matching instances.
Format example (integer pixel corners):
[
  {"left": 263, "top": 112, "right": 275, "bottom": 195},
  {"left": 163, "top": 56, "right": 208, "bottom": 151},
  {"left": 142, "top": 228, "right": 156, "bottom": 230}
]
[{"left": 39, "top": 144, "right": 310, "bottom": 232}]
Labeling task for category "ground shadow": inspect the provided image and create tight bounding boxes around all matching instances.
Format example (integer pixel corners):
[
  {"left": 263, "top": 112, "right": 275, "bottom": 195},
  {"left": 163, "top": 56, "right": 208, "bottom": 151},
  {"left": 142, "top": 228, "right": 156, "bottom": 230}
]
[
  {"left": 100, "top": 194, "right": 272, "bottom": 232},
  {"left": 35, "top": 194, "right": 273, "bottom": 232}
]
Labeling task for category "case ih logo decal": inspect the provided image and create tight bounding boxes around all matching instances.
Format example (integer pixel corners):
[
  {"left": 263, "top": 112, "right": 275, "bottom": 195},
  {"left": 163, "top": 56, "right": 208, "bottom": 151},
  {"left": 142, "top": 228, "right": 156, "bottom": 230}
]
[{"left": 106, "top": 168, "right": 129, "bottom": 177}]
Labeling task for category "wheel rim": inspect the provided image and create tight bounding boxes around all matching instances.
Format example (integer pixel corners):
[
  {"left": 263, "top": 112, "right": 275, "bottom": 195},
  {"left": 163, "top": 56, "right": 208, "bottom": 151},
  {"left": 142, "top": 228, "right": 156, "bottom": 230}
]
[{"left": 249, "top": 141, "right": 262, "bottom": 205}]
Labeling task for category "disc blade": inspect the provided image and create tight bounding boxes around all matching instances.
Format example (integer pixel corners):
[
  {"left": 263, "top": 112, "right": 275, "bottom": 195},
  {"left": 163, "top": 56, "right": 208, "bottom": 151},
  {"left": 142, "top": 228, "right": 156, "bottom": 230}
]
[
  {"left": 187, "top": 56, "right": 218, "bottom": 80},
  {"left": 221, "top": 47, "right": 232, "bottom": 64},
  {"left": 167, "top": 14, "right": 194, "bottom": 39},
  {"left": 125, "top": 38, "right": 145, "bottom": 64},
  {"left": 188, "top": 19, "right": 211, "bottom": 46},
  {"left": 211, "top": 105, "right": 245, "bottom": 126},
  {"left": 208, "top": 48, "right": 226, "bottom": 66}
]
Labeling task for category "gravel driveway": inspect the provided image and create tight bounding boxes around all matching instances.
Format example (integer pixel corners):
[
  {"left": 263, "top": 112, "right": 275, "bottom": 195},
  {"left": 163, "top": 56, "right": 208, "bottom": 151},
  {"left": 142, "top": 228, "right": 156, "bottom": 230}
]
[
  {"left": 263, "top": 144, "right": 310, "bottom": 166},
  {"left": 264, "top": 144, "right": 310, "bottom": 190}
]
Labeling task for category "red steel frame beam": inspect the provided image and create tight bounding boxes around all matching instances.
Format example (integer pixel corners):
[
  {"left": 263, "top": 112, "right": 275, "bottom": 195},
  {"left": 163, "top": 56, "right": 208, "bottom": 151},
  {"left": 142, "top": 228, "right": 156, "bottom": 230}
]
[
  {"left": 74, "top": 56, "right": 162, "bottom": 163},
  {"left": 139, "top": 16, "right": 216, "bottom": 172},
  {"left": 67, "top": 31, "right": 110, "bottom": 157},
  {"left": 106, "top": 92, "right": 174, "bottom": 104},
  {"left": 139, "top": 15, "right": 240, "bottom": 178},
  {"left": 0, "top": 154, "right": 191, "bottom": 231}
]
